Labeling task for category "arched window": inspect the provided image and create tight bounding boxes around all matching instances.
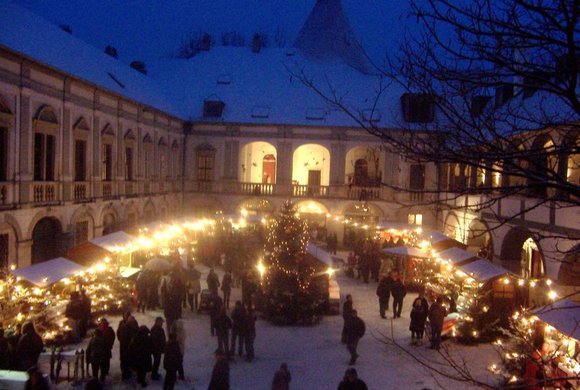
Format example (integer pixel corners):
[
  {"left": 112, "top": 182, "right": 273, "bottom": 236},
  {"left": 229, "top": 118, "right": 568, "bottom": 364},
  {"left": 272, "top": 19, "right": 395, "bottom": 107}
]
[
  {"left": 33, "top": 106, "right": 58, "bottom": 181},
  {"left": 0, "top": 96, "right": 13, "bottom": 182},
  {"left": 124, "top": 129, "right": 136, "bottom": 181},
  {"left": 143, "top": 134, "right": 153, "bottom": 179},
  {"left": 196, "top": 143, "right": 216, "bottom": 181},
  {"left": 73, "top": 117, "right": 90, "bottom": 182},
  {"left": 101, "top": 124, "right": 115, "bottom": 181},
  {"left": 158, "top": 137, "right": 168, "bottom": 180}
]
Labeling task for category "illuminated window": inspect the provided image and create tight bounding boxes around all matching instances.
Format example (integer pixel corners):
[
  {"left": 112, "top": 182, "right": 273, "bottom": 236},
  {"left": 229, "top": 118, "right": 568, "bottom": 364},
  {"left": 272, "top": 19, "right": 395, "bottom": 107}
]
[{"left": 408, "top": 214, "right": 423, "bottom": 225}]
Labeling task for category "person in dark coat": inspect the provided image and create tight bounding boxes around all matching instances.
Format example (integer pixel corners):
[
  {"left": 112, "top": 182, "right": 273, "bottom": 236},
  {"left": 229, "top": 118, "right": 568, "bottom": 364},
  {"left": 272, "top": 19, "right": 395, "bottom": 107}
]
[
  {"left": 86, "top": 328, "right": 108, "bottom": 381},
  {"left": 0, "top": 328, "right": 9, "bottom": 369},
  {"left": 129, "top": 325, "right": 153, "bottom": 387},
  {"left": 230, "top": 301, "right": 246, "bottom": 358},
  {"left": 24, "top": 366, "right": 50, "bottom": 390},
  {"left": 391, "top": 272, "right": 406, "bottom": 319},
  {"left": 207, "top": 268, "right": 220, "bottom": 296},
  {"left": 221, "top": 271, "right": 232, "bottom": 309},
  {"left": 214, "top": 306, "right": 232, "bottom": 357},
  {"left": 409, "top": 298, "right": 428, "bottom": 346},
  {"left": 376, "top": 273, "right": 393, "bottom": 319},
  {"left": 341, "top": 294, "right": 354, "bottom": 344},
  {"left": 15, "top": 322, "right": 43, "bottom": 371},
  {"left": 164, "top": 274, "right": 184, "bottom": 332},
  {"left": 117, "top": 313, "right": 138, "bottom": 380},
  {"left": 208, "top": 350, "right": 229, "bottom": 390},
  {"left": 344, "top": 310, "right": 365, "bottom": 366},
  {"left": 163, "top": 333, "right": 182, "bottom": 390},
  {"left": 136, "top": 271, "right": 149, "bottom": 313},
  {"left": 271, "top": 362, "right": 291, "bottom": 390},
  {"left": 79, "top": 289, "right": 92, "bottom": 338},
  {"left": 243, "top": 307, "right": 257, "bottom": 362},
  {"left": 337, "top": 368, "right": 368, "bottom": 390},
  {"left": 150, "top": 317, "right": 166, "bottom": 380},
  {"left": 7, "top": 324, "right": 22, "bottom": 369},
  {"left": 65, "top": 291, "right": 83, "bottom": 342},
  {"left": 96, "top": 318, "right": 115, "bottom": 383},
  {"left": 208, "top": 293, "right": 223, "bottom": 337},
  {"left": 428, "top": 297, "right": 447, "bottom": 350}
]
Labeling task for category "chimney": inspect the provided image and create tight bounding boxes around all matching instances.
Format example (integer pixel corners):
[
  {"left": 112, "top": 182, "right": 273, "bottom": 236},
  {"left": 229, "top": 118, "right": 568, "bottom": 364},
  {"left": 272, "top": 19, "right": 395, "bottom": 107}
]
[
  {"left": 130, "top": 61, "right": 147, "bottom": 75},
  {"left": 105, "top": 45, "right": 118, "bottom": 58},
  {"left": 200, "top": 33, "right": 211, "bottom": 52},
  {"left": 252, "top": 33, "right": 262, "bottom": 53},
  {"left": 59, "top": 24, "right": 72, "bottom": 34}
]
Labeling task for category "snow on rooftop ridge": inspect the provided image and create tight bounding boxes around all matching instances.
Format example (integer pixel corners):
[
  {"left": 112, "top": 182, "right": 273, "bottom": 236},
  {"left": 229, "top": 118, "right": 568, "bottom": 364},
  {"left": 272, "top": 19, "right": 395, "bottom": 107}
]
[
  {"left": 294, "top": 0, "right": 374, "bottom": 75},
  {"left": 0, "top": 2, "right": 183, "bottom": 118}
]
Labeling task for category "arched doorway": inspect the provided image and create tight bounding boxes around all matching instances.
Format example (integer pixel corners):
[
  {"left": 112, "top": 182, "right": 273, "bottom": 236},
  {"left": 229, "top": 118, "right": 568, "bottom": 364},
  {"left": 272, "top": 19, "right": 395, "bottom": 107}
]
[
  {"left": 292, "top": 144, "right": 330, "bottom": 187},
  {"left": 467, "top": 220, "right": 493, "bottom": 259},
  {"left": 262, "top": 154, "right": 276, "bottom": 184},
  {"left": 103, "top": 213, "right": 117, "bottom": 235},
  {"left": 295, "top": 200, "right": 329, "bottom": 237},
  {"left": 239, "top": 142, "right": 277, "bottom": 183},
  {"left": 31, "top": 217, "right": 63, "bottom": 264},
  {"left": 500, "top": 228, "right": 545, "bottom": 278},
  {"left": 343, "top": 202, "right": 383, "bottom": 247},
  {"left": 353, "top": 159, "right": 369, "bottom": 186}
]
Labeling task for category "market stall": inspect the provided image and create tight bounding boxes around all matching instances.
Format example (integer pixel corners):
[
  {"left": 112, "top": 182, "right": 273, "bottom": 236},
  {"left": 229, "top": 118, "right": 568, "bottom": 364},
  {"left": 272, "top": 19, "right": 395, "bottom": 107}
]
[
  {"left": 382, "top": 246, "right": 431, "bottom": 283},
  {"left": 67, "top": 231, "right": 137, "bottom": 271},
  {"left": 437, "top": 247, "right": 477, "bottom": 267},
  {"left": 531, "top": 299, "right": 580, "bottom": 388},
  {"left": 426, "top": 230, "right": 467, "bottom": 251},
  {"left": 12, "top": 257, "right": 85, "bottom": 287}
]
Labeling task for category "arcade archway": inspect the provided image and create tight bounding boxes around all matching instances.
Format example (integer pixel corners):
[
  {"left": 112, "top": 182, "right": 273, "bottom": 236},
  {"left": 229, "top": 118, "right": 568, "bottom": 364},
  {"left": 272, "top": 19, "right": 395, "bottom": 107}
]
[{"left": 31, "top": 217, "right": 64, "bottom": 264}]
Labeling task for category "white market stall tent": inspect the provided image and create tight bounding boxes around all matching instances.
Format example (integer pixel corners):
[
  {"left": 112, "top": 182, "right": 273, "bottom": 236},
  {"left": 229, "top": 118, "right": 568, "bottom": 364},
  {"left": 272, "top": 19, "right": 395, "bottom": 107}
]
[
  {"left": 68, "top": 231, "right": 137, "bottom": 267},
  {"left": 382, "top": 246, "right": 431, "bottom": 259},
  {"left": 438, "top": 247, "right": 478, "bottom": 267},
  {"left": 458, "top": 258, "right": 511, "bottom": 283},
  {"left": 12, "top": 257, "right": 86, "bottom": 287},
  {"left": 533, "top": 299, "right": 580, "bottom": 341}
]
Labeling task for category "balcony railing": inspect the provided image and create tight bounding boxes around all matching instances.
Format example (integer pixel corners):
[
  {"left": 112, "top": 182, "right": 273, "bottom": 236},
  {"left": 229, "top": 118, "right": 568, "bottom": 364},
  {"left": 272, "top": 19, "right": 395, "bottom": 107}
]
[
  {"left": 102, "top": 182, "right": 115, "bottom": 199},
  {"left": 293, "top": 185, "right": 329, "bottom": 198},
  {"left": 240, "top": 182, "right": 274, "bottom": 195},
  {"left": 33, "top": 182, "right": 57, "bottom": 204},
  {"left": 73, "top": 182, "right": 90, "bottom": 202},
  {"left": 0, "top": 182, "right": 11, "bottom": 206}
]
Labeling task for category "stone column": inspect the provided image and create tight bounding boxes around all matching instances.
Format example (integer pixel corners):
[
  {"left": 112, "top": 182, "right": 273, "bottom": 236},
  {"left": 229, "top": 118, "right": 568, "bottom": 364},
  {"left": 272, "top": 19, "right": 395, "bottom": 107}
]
[{"left": 330, "top": 142, "right": 346, "bottom": 185}]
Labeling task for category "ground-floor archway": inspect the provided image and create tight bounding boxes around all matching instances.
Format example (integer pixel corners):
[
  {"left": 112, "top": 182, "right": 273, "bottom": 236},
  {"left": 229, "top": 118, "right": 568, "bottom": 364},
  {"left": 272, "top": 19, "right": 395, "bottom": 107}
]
[
  {"left": 31, "top": 217, "right": 64, "bottom": 264},
  {"left": 500, "top": 227, "right": 545, "bottom": 278},
  {"left": 343, "top": 202, "right": 383, "bottom": 247},
  {"left": 295, "top": 200, "right": 329, "bottom": 238}
]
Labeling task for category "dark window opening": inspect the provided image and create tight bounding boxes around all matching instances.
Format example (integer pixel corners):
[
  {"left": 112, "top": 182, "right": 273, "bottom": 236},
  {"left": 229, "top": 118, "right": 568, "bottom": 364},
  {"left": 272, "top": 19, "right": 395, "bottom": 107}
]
[
  {"left": 0, "top": 233, "right": 8, "bottom": 269},
  {"left": 203, "top": 100, "right": 225, "bottom": 118},
  {"left": 470, "top": 96, "right": 492, "bottom": 117},
  {"left": 0, "top": 128, "right": 7, "bottom": 181},
  {"left": 495, "top": 84, "right": 514, "bottom": 108},
  {"left": 74, "top": 139, "right": 87, "bottom": 181},
  {"left": 401, "top": 93, "right": 435, "bottom": 123},
  {"left": 125, "top": 147, "right": 133, "bottom": 181},
  {"left": 33, "top": 133, "right": 55, "bottom": 181},
  {"left": 410, "top": 164, "right": 425, "bottom": 190},
  {"left": 102, "top": 144, "right": 113, "bottom": 181},
  {"left": 197, "top": 152, "right": 215, "bottom": 181}
]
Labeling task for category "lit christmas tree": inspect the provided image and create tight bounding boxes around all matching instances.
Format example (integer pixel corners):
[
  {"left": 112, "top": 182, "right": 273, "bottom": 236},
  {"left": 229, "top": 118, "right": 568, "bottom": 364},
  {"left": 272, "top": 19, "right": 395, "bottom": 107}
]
[{"left": 262, "top": 201, "right": 326, "bottom": 325}]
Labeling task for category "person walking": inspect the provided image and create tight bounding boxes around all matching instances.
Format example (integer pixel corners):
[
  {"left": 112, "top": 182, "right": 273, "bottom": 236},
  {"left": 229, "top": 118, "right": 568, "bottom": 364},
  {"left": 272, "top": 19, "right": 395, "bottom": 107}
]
[
  {"left": 214, "top": 306, "right": 232, "bottom": 357},
  {"left": 271, "top": 362, "right": 291, "bottom": 390},
  {"left": 221, "top": 271, "right": 232, "bottom": 309},
  {"left": 15, "top": 322, "right": 43, "bottom": 371},
  {"left": 376, "top": 273, "right": 393, "bottom": 319},
  {"left": 341, "top": 294, "right": 354, "bottom": 343},
  {"left": 208, "top": 293, "right": 223, "bottom": 337},
  {"left": 243, "top": 307, "right": 257, "bottom": 362},
  {"left": 150, "top": 317, "right": 166, "bottom": 380},
  {"left": 170, "top": 319, "right": 186, "bottom": 380},
  {"left": 207, "top": 268, "right": 220, "bottom": 296},
  {"left": 163, "top": 333, "right": 182, "bottom": 390},
  {"left": 98, "top": 318, "right": 115, "bottom": 383},
  {"left": 187, "top": 270, "right": 202, "bottom": 312},
  {"left": 428, "top": 297, "right": 446, "bottom": 350},
  {"left": 129, "top": 325, "right": 153, "bottom": 387},
  {"left": 391, "top": 272, "right": 407, "bottom": 319},
  {"left": 409, "top": 298, "right": 428, "bottom": 346},
  {"left": 208, "top": 350, "right": 230, "bottom": 390},
  {"left": 230, "top": 301, "right": 246, "bottom": 358},
  {"left": 86, "top": 328, "right": 108, "bottom": 382},
  {"left": 344, "top": 310, "right": 365, "bottom": 365},
  {"left": 117, "top": 313, "right": 138, "bottom": 380},
  {"left": 337, "top": 368, "right": 368, "bottom": 390}
]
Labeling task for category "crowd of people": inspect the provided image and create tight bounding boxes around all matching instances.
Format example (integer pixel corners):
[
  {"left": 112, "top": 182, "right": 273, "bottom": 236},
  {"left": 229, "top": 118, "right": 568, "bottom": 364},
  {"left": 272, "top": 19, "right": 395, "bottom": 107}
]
[{"left": 0, "top": 322, "right": 44, "bottom": 372}]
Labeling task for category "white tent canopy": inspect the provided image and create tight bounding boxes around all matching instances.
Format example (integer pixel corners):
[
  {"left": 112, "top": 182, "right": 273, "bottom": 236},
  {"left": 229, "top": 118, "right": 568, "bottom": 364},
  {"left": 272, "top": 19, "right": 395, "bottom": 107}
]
[
  {"left": 533, "top": 299, "right": 580, "bottom": 340},
  {"left": 12, "top": 257, "right": 86, "bottom": 287},
  {"left": 458, "top": 258, "right": 510, "bottom": 282},
  {"left": 89, "top": 231, "right": 137, "bottom": 253},
  {"left": 438, "top": 247, "right": 477, "bottom": 266},
  {"left": 382, "top": 246, "right": 430, "bottom": 259}
]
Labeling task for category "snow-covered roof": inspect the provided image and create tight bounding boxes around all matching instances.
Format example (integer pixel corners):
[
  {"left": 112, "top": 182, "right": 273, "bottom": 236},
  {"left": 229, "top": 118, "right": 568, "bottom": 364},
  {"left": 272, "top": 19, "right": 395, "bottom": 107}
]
[
  {"left": 147, "top": 47, "right": 408, "bottom": 128},
  {"left": 89, "top": 231, "right": 137, "bottom": 253},
  {"left": 438, "top": 247, "right": 477, "bottom": 266},
  {"left": 458, "top": 258, "right": 510, "bottom": 282},
  {"left": 294, "top": 0, "right": 374, "bottom": 74},
  {"left": 382, "top": 246, "right": 430, "bottom": 259},
  {"left": 0, "top": 2, "right": 182, "bottom": 118},
  {"left": 533, "top": 299, "right": 580, "bottom": 341},
  {"left": 12, "top": 257, "right": 85, "bottom": 287}
]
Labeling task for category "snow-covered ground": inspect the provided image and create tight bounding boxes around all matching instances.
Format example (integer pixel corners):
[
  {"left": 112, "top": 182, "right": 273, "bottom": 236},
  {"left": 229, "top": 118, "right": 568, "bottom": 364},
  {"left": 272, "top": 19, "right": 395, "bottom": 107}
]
[{"left": 41, "top": 254, "right": 501, "bottom": 390}]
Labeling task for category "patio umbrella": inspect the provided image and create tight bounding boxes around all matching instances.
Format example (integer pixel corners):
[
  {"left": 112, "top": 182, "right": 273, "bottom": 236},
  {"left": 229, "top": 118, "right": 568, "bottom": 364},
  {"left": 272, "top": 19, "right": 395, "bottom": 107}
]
[
  {"left": 382, "top": 246, "right": 430, "bottom": 259},
  {"left": 144, "top": 257, "right": 172, "bottom": 272}
]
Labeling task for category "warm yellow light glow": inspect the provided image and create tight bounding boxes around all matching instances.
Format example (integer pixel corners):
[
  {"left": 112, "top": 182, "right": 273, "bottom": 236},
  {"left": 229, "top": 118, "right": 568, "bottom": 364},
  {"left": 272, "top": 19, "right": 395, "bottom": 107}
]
[
  {"left": 240, "top": 208, "right": 248, "bottom": 217},
  {"left": 546, "top": 279, "right": 552, "bottom": 286},
  {"left": 326, "top": 267, "right": 336, "bottom": 277},
  {"left": 256, "top": 260, "right": 266, "bottom": 278},
  {"left": 503, "top": 278, "right": 510, "bottom": 285},
  {"left": 518, "top": 279, "right": 525, "bottom": 286},
  {"left": 548, "top": 290, "right": 558, "bottom": 300}
]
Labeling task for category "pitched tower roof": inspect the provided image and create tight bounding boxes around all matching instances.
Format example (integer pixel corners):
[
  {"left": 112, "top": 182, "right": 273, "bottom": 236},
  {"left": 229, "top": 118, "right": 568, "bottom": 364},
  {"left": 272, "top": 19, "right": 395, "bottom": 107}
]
[{"left": 294, "top": 0, "right": 373, "bottom": 74}]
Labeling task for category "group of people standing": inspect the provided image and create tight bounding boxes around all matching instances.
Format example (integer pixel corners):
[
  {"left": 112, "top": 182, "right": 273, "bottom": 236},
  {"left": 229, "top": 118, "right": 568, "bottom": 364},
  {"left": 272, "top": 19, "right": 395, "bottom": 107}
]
[
  {"left": 345, "top": 239, "right": 382, "bottom": 283},
  {"left": 0, "top": 322, "right": 44, "bottom": 372}
]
